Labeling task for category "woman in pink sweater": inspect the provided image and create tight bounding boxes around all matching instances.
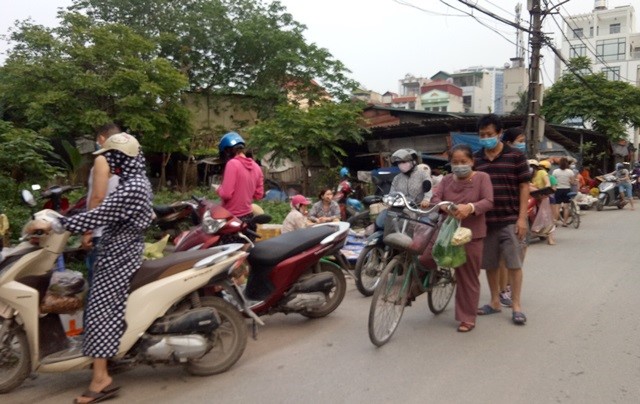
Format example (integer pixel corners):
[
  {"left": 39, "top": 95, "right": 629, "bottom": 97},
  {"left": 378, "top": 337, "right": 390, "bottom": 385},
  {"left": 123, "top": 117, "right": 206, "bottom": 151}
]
[{"left": 430, "top": 144, "right": 493, "bottom": 333}]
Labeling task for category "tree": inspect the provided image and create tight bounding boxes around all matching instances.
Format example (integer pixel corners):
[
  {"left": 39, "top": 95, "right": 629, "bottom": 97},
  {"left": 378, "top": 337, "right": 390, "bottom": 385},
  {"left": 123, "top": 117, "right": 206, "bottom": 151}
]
[
  {"left": 248, "top": 101, "right": 366, "bottom": 194},
  {"left": 69, "top": 0, "right": 359, "bottom": 114},
  {"left": 0, "top": 121, "right": 60, "bottom": 183},
  {"left": 509, "top": 90, "right": 528, "bottom": 116},
  {"left": 542, "top": 57, "right": 640, "bottom": 140},
  {"left": 0, "top": 12, "right": 193, "bottom": 189}
]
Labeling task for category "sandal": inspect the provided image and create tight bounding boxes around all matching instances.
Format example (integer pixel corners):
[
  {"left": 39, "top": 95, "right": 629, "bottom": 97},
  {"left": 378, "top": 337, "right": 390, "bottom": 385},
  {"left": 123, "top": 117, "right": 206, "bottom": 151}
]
[
  {"left": 512, "top": 311, "right": 527, "bottom": 325},
  {"left": 73, "top": 386, "right": 119, "bottom": 404},
  {"left": 457, "top": 322, "right": 475, "bottom": 332},
  {"left": 477, "top": 304, "right": 501, "bottom": 315}
]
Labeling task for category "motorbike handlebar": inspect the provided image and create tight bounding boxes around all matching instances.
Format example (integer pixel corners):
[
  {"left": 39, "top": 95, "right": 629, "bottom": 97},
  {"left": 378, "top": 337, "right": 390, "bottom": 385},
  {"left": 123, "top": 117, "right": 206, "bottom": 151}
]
[{"left": 244, "top": 229, "right": 261, "bottom": 239}]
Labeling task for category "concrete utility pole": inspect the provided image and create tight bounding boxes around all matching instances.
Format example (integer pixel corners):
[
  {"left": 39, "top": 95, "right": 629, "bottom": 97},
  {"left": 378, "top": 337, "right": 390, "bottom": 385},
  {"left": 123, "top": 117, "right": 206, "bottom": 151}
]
[{"left": 525, "top": 0, "right": 543, "bottom": 158}]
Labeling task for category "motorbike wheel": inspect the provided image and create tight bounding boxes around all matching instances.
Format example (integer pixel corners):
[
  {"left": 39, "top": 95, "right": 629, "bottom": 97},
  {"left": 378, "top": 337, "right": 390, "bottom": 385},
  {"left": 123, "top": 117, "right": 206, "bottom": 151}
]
[
  {"left": 354, "top": 244, "right": 386, "bottom": 297},
  {"left": 596, "top": 201, "right": 604, "bottom": 211},
  {"left": 0, "top": 323, "right": 31, "bottom": 394},
  {"left": 347, "top": 210, "right": 371, "bottom": 230},
  {"left": 185, "top": 296, "right": 247, "bottom": 376},
  {"left": 301, "top": 262, "right": 347, "bottom": 318},
  {"left": 427, "top": 267, "right": 456, "bottom": 315},
  {"left": 368, "top": 256, "right": 407, "bottom": 347}
]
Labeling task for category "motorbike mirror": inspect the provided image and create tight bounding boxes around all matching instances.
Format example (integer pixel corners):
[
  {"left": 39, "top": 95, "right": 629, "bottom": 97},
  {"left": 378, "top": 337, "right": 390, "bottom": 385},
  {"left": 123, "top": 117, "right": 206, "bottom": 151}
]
[
  {"left": 252, "top": 214, "right": 272, "bottom": 225},
  {"left": 422, "top": 180, "right": 432, "bottom": 193},
  {"left": 21, "top": 190, "right": 37, "bottom": 207},
  {"left": 31, "top": 184, "right": 42, "bottom": 191}
]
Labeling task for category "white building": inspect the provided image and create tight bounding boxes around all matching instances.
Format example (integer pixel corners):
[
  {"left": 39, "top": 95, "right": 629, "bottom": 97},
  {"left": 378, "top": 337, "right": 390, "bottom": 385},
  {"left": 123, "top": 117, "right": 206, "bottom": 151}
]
[
  {"left": 503, "top": 58, "right": 529, "bottom": 114},
  {"left": 556, "top": 1, "right": 640, "bottom": 152},
  {"left": 450, "top": 66, "right": 504, "bottom": 114}
]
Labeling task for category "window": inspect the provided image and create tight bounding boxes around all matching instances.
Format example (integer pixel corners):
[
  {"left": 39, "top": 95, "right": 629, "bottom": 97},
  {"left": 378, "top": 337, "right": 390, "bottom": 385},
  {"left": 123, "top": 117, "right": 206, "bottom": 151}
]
[
  {"left": 570, "top": 44, "right": 587, "bottom": 58},
  {"left": 441, "top": 106, "right": 447, "bottom": 112},
  {"left": 596, "top": 38, "right": 626, "bottom": 61},
  {"left": 573, "top": 28, "right": 584, "bottom": 38},
  {"left": 590, "top": 26, "right": 594, "bottom": 37},
  {"left": 424, "top": 107, "right": 431, "bottom": 112},
  {"left": 610, "top": 23, "right": 621, "bottom": 34},
  {"left": 601, "top": 66, "right": 621, "bottom": 81}
]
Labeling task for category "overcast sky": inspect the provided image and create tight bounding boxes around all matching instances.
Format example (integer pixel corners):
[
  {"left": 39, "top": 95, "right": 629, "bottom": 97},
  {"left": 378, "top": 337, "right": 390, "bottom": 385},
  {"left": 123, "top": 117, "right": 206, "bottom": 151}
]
[{"left": 2, "top": 0, "right": 640, "bottom": 93}]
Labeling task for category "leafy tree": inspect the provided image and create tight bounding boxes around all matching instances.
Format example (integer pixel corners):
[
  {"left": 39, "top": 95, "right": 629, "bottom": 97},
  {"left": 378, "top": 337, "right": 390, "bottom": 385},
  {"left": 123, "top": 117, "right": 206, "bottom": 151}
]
[
  {"left": 0, "top": 12, "right": 192, "bottom": 188},
  {"left": 69, "top": 0, "right": 359, "bottom": 114},
  {"left": 0, "top": 120, "right": 60, "bottom": 183},
  {"left": 248, "top": 101, "right": 366, "bottom": 194},
  {"left": 509, "top": 90, "right": 528, "bottom": 116},
  {"left": 542, "top": 57, "right": 640, "bottom": 140}
]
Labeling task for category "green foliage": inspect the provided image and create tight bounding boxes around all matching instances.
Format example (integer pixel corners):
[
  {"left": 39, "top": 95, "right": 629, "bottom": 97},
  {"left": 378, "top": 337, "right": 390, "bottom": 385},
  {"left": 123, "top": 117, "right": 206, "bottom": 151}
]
[
  {"left": 254, "top": 200, "right": 290, "bottom": 224},
  {"left": 0, "top": 120, "right": 61, "bottom": 183},
  {"left": 69, "top": 0, "right": 359, "bottom": 115},
  {"left": 248, "top": 101, "right": 366, "bottom": 169},
  {"left": 0, "top": 12, "right": 192, "bottom": 152},
  {"left": 510, "top": 90, "right": 528, "bottom": 116},
  {"left": 542, "top": 57, "right": 640, "bottom": 140}
]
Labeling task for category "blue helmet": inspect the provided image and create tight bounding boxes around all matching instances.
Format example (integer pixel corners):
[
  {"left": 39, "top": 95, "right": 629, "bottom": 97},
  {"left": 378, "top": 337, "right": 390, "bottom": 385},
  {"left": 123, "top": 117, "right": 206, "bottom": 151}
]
[
  {"left": 339, "top": 167, "right": 349, "bottom": 178},
  {"left": 218, "top": 132, "right": 245, "bottom": 156}
]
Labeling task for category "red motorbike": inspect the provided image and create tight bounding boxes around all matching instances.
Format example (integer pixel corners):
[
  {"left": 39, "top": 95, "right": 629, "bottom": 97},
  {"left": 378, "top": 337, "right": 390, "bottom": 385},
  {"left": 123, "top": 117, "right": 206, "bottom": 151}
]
[
  {"left": 209, "top": 222, "right": 350, "bottom": 319},
  {"left": 152, "top": 200, "right": 200, "bottom": 240},
  {"left": 39, "top": 185, "right": 86, "bottom": 216},
  {"left": 173, "top": 196, "right": 271, "bottom": 251}
]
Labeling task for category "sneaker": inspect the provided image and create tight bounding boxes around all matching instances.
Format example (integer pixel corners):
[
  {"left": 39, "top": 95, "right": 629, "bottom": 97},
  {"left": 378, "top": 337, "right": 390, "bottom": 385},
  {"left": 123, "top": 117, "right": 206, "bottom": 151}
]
[{"left": 499, "top": 291, "right": 512, "bottom": 307}]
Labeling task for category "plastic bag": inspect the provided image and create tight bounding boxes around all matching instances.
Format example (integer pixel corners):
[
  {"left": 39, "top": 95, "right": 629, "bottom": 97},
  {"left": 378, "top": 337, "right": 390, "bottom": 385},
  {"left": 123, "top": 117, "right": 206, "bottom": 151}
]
[
  {"left": 451, "top": 227, "right": 472, "bottom": 246},
  {"left": 531, "top": 198, "right": 554, "bottom": 235},
  {"left": 40, "top": 270, "right": 86, "bottom": 314},
  {"left": 431, "top": 216, "right": 467, "bottom": 268}
]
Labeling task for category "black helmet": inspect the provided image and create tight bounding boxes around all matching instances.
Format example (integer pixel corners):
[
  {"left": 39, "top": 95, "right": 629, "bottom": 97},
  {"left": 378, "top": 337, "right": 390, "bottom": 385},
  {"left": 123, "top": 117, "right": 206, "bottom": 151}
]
[{"left": 390, "top": 148, "right": 419, "bottom": 165}]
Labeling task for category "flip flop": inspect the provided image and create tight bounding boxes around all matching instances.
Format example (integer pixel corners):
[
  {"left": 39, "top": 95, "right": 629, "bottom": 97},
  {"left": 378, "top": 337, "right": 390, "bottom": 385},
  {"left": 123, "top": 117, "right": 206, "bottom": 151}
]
[
  {"left": 477, "top": 304, "right": 501, "bottom": 315},
  {"left": 512, "top": 311, "right": 527, "bottom": 325},
  {"left": 73, "top": 387, "right": 119, "bottom": 404}
]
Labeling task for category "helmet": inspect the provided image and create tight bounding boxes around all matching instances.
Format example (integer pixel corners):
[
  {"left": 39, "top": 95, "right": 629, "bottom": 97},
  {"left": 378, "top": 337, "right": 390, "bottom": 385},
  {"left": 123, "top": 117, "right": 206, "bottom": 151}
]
[
  {"left": 390, "top": 148, "right": 419, "bottom": 165},
  {"left": 616, "top": 163, "right": 623, "bottom": 170},
  {"left": 218, "top": 132, "right": 245, "bottom": 156},
  {"left": 527, "top": 159, "right": 539, "bottom": 167},
  {"left": 290, "top": 194, "right": 311, "bottom": 208},
  {"left": 538, "top": 160, "right": 551, "bottom": 170},
  {"left": 339, "top": 167, "right": 349, "bottom": 178},
  {"left": 93, "top": 132, "right": 139, "bottom": 157}
]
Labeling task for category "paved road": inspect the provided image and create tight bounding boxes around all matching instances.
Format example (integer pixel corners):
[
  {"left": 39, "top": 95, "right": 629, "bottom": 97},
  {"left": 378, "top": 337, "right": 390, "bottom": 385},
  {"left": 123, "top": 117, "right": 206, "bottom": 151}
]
[{"left": 7, "top": 206, "right": 640, "bottom": 404}]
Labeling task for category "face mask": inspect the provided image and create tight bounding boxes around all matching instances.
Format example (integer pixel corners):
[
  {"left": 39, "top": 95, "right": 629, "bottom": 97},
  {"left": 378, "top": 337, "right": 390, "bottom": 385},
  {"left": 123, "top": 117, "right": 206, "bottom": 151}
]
[
  {"left": 452, "top": 164, "right": 472, "bottom": 178},
  {"left": 479, "top": 136, "right": 499, "bottom": 150},
  {"left": 513, "top": 142, "right": 526, "bottom": 152},
  {"left": 398, "top": 161, "right": 413, "bottom": 173}
]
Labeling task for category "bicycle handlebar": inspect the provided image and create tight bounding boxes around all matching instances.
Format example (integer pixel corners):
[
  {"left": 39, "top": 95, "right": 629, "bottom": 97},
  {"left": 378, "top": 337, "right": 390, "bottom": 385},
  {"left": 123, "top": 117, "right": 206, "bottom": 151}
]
[{"left": 384, "top": 192, "right": 456, "bottom": 215}]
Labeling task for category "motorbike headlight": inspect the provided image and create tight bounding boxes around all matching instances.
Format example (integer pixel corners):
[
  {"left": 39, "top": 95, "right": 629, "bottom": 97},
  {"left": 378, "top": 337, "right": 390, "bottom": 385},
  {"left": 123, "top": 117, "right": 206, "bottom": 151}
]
[
  {"left": 382, "top": 194, "right": 405, "bottom": 208},
  {"left": 201, "top": 211, "right": 226, "bottom": 234}
]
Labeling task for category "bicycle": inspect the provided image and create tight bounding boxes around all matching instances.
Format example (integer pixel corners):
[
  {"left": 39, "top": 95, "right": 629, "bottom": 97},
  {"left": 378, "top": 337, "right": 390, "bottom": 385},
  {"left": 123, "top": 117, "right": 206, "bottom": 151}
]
[
  {"left": 560, "top": 192, "right": 580, "bottom": 229},
  {"left": 368, "top": 193, "right": 456, "bottom": 347}
]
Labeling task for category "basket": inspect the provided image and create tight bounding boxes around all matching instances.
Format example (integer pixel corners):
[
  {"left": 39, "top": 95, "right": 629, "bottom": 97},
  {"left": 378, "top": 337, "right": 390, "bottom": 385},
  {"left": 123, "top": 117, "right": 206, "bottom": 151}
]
[
  {"left": 256, "top": 224, "right": 282, "bottom": 241},
  {"left": 383, "top": 209, "right": 438, "bottom": 254}
]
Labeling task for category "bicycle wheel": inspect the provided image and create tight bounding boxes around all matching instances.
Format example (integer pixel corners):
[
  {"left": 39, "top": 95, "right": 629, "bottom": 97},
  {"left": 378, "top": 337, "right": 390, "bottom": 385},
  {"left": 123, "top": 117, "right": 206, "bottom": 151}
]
[
  {"left": 368, "top": 256, "right": 408, "bottom": 347},
  {"left": 354, "top": 244, "right": 386, "bottom": 297},
  {"left": 571, "top": 201, "right": 580, "bottom": 229},
  {"left": 562, "top": 204, "right": 573, "bottom": 225},
  {"left": 427, "top": 267, "right": 456, "bottom": 314}
]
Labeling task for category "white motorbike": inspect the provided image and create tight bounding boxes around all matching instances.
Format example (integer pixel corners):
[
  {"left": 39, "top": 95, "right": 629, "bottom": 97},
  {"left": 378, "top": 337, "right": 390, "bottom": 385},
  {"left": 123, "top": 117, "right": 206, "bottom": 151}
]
[{"left": 0, "top": 191, "right": 260, "bottom": 394}]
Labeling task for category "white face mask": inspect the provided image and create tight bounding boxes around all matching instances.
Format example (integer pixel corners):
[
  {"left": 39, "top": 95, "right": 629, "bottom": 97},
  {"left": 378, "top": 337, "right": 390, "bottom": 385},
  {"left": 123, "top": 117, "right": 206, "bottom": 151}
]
[{"left": 398, "top": 161, "right": 413, "bottom": 173}]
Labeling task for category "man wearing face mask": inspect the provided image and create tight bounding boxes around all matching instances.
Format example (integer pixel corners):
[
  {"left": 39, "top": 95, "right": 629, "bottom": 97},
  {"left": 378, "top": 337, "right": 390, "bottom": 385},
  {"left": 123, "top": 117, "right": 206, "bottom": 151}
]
[
  {"left": 474, "top": 114, "right": 530, "bottom": 326},
  {"left": 389, "top": 148, "right": 432, "bottom": 208}
]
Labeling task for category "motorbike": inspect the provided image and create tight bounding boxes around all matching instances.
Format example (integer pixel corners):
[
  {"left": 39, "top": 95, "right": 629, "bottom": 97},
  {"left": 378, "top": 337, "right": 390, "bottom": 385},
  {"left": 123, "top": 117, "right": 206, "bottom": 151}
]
[
  {"left": 37, "top": 184, "right": 86, "bottom": 217},
  {"left": 219, "top": 221, "right": 350, "bottom": 318},
  {"left": 173, "top": 196, "right": 271, "bottom": 252},
  {"left": 0, "top": 191, "right": 258, "bottom": 394},
  {"left": 151, "top": 200, "right": 200, "bottom": 240},
  {"left": 595, "top": 174, "right": 627, "bottom": 210}
]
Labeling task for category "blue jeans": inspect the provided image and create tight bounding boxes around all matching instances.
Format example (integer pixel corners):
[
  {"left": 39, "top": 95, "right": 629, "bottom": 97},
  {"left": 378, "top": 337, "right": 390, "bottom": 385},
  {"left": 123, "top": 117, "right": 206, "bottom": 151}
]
[
  {"left": 83, "top": 236, "right": 101, "bottom": 325},
  {"left": 618, "top": 182, "right": 632, "bottom": 198}
]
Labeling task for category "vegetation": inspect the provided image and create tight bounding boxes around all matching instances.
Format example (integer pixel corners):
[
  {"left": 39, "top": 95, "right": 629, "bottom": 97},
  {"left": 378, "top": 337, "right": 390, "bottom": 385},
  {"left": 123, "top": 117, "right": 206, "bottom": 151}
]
[{"left": 542, "top": 57, "right": 640, "bottom": 140}]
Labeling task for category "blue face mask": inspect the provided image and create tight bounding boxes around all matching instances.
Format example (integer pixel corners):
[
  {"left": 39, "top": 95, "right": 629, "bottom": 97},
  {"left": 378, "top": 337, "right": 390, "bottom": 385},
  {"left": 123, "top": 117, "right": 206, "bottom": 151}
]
[
  {"left": 513, "top": 142, "right": 526, "bottom": 152},
  {"left": 479, "top": 136, "right": 499, "bottom": 150}
]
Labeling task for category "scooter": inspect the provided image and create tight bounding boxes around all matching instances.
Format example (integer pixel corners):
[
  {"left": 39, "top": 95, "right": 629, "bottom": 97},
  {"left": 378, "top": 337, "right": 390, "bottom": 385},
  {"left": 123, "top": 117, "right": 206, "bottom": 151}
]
[
  {"left": 0, "top": 191, "right": 258, "bottom": 394},
  {"left": 38, "top": 184, "right": 86, "bottom": 217},
  {"left": 151, "top": 200, "right": 199, "bottom": 240},
  {"left": 595, "top": 174, "right": 627, "bottom": 211},
  {"left": 221, "top": 221, "right": 350, "bottom": 318},
  {"left": 173, "top": 196, "right": 271, "bottom": 251}
]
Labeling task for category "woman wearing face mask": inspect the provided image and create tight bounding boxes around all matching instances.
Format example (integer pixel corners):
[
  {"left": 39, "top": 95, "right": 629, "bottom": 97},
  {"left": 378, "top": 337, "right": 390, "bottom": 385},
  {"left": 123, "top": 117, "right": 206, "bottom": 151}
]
[
  {"left": 389, "top": 148, "right": 432, "bottom": 208},
  {"left": 282, "top": 194, "right": 312, "bottom": 233},
  {"left": 502, "top": 126, "right": 526, "bottom": 153},
  {"left": 430, "top": 144, "right": 493, "bottom": 332}
]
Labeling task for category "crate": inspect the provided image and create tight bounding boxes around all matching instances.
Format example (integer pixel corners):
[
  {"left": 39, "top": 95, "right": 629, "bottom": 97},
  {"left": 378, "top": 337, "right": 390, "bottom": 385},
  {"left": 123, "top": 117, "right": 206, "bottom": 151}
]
[{"left": 256, "top": 224, "right": 282, "bottom": 241}]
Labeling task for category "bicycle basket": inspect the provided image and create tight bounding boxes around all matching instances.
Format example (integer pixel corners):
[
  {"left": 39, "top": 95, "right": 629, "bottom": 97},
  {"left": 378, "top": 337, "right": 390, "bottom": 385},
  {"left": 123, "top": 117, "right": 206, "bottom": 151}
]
[{"left": 383, "top": 209, "right": 438, "bottom": 254}]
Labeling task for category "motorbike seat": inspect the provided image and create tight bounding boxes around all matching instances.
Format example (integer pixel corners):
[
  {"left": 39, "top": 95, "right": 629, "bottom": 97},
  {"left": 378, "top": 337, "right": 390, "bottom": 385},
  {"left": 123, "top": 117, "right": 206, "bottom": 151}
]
[
  {"left": 129, "top": 249, "right": 219, "bottom": 293},
  {"left": 248, "top": 225, "right": 336, "bottom": 268},
  {"left": 153, "top": 204, "right": 184, "bottom": 216}
]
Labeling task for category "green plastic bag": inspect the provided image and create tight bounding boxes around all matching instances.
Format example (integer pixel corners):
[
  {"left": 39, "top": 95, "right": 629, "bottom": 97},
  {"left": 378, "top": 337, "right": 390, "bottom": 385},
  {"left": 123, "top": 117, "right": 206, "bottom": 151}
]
[{"left": 431, "top": 216, "right": 467, "bottom": 268}]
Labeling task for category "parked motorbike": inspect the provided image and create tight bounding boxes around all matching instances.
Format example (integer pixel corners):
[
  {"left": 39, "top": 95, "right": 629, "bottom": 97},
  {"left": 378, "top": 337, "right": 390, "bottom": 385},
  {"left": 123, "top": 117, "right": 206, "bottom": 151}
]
[
  {"left": 595, "top": 174, "right": 627, "bottom": 210},
  {"left": 219, "top": 221, "right": 350, "bottom": 318},
  {"left": 152, "top": 200, "right": 199, "bottom": 240},
  {"left": 38, "top": 184, "right": 86, "bottom": 217},
  {"left": 0, "top": 192, "right": 255, "bottom": 394},
  {"left": 173, "top": 196, "right": 271, "bottom": 251}
]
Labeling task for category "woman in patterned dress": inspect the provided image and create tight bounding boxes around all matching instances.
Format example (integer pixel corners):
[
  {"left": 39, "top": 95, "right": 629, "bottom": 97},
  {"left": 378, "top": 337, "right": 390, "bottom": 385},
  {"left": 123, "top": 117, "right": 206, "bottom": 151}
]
[{"left": 31, "top": 133, "right": 152, "bottom": 403}]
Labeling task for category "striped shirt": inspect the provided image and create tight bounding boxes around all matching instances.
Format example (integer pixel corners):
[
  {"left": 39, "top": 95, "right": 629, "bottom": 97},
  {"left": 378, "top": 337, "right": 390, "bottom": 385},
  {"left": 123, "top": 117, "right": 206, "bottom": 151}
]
[{"left": 474, "top": 144, "right": 530, "bottom": 227}]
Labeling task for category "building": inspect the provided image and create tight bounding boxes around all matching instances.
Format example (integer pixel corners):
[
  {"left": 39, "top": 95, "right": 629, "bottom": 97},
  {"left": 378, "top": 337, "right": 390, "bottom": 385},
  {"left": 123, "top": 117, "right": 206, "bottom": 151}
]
[
  {"left": 419, "top": 80, "right": 464, "bottom": 113},
  {"left": 502, "top": 57, "right": 529, "bottom": 114},
  {"left": 556, "top": 1, "right": 640, "bottom": 154},
  {"left": 398, "top": 73, "right": 430, "bottom": 97},
  {"left": 351, "top": 88, "right": 383, "bottom": 104},
  {"left": 450, "top": 66, "right": 504, "bottom": 114}
]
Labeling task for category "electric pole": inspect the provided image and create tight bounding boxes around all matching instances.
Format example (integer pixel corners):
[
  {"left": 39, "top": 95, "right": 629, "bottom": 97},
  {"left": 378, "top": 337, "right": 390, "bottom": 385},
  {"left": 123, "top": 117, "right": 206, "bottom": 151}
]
[{"left": 525, "top": 0, "right": 543, "bottom": 158}]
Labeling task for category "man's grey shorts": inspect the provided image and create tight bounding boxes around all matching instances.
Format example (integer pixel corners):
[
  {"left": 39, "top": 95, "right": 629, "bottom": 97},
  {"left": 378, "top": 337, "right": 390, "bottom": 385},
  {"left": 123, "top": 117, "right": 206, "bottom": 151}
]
[{"left": 482, "top": 224, "right": 525, "bottom": 270}]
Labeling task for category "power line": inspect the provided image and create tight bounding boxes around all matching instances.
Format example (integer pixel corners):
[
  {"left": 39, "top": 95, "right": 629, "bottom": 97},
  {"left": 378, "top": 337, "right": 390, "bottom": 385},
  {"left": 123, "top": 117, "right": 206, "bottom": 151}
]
[
  {"left": 454, "top": 0, "right": 534, "bottom": 34},
  {"left": 391, "top": 0, "right": 467, "bottom": 17}
]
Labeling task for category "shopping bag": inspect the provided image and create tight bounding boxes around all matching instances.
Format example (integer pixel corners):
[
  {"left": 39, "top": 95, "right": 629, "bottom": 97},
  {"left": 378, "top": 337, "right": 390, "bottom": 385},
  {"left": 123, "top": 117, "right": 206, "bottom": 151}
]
[
  {"left": 531, "top": 198, "right": 554, "bottom": 234},
  {"left": 40, "top": 270, "right": 87, "bottom": 314},
  {"left": 431, "top": 216, "right": 467, "bottom": 268}
]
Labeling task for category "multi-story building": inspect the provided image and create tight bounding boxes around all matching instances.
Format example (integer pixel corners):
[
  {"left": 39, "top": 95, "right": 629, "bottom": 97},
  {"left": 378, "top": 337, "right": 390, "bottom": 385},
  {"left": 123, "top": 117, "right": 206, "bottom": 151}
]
[
  {"left": 398, "top": 74, "right": 430, "bottom": 97},
  {"left": 503, "top": 57, "right": 529, "bottom": 114},
  {"left": 419, "top": 80, "right": 464, "bottom": 113},
  {"left": 449, "top": 66, "right": 504, "bottom": 114}
]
